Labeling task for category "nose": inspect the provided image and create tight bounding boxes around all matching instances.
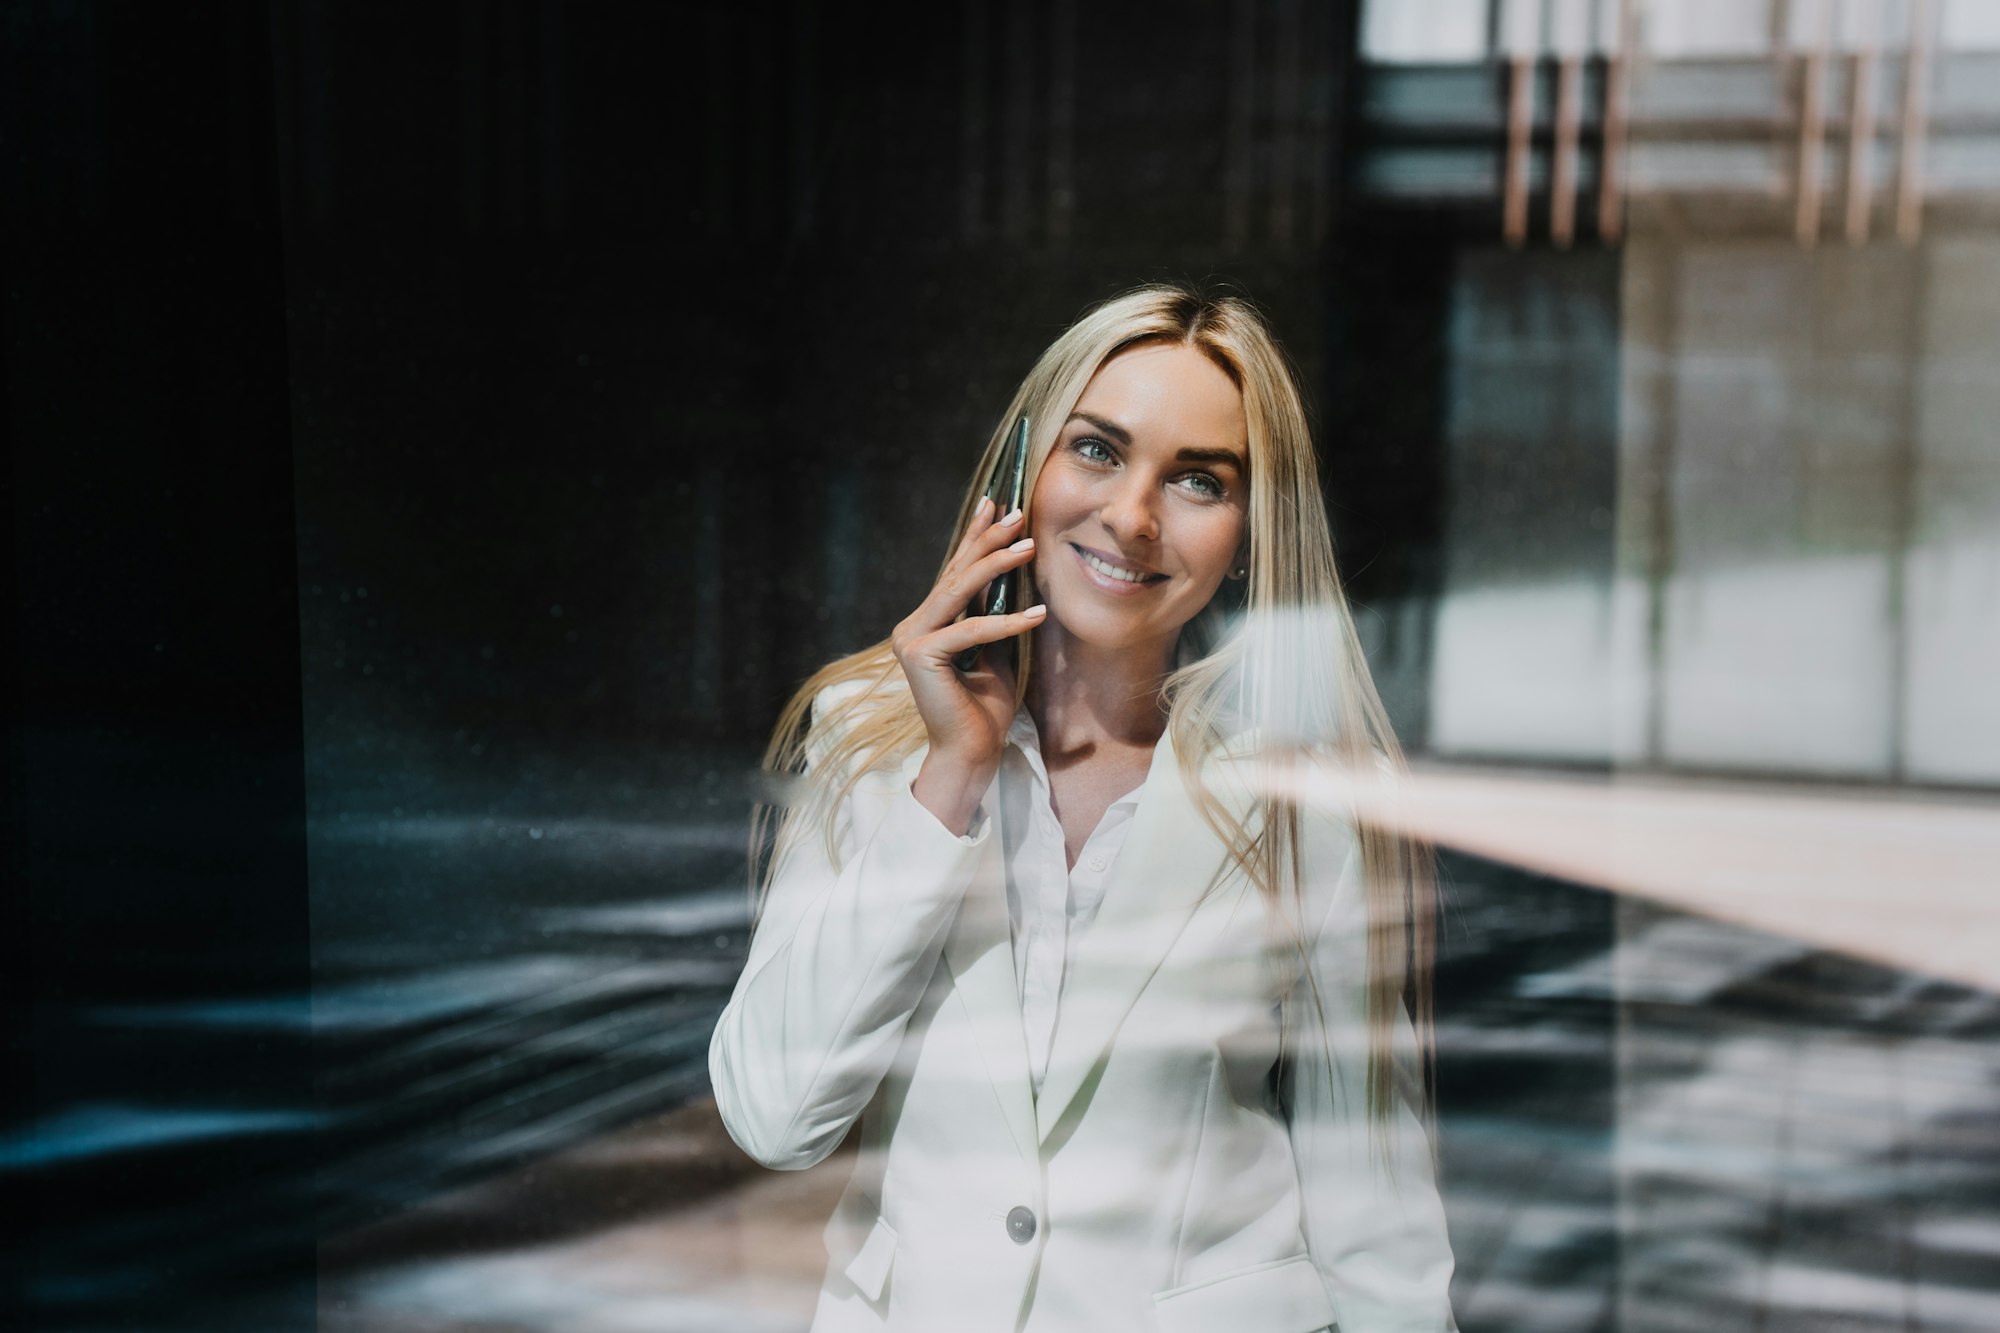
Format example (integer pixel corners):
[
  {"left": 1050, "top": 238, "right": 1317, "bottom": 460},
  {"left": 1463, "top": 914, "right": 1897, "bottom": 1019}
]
[{"left": 1100, "top": 472, "right": 1160, "bottom": 544}]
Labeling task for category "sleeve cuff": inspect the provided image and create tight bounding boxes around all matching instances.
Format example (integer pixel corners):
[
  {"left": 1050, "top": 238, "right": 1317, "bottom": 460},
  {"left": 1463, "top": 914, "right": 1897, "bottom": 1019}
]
[{"left": 895, "top": 779, "right": 994, "bottom": 848}]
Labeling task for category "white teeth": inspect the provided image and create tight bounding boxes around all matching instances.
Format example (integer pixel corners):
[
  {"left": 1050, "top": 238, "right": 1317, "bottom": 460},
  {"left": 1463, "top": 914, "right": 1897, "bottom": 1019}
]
[{"left": 1081, "top": 550, "right": 1154, "bottom": 583}]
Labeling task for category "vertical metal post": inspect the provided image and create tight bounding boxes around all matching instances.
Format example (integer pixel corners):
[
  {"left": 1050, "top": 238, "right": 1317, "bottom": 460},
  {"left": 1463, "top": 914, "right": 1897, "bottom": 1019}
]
[
  {"left": 1549, "top": 0, "right": 1590, "bottom": 247},
  {"left": 1505, "top": 54, "right": 1535, "bottom": 247},
  {"left": 1895, "top": 0, "right": 1932, "bottom": 245},
  {"left": 1845, "top": 1, "right": 1880, "bottom": 245},
  {"left": 1796, "top": 0, "right": 1830, "bottom": 247},
  {"left": 1552, "top": 55, "right": 1582, "bottom": 247}
]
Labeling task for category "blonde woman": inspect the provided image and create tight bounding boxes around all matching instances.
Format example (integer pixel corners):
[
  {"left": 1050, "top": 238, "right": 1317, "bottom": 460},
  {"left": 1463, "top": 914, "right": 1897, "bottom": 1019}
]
[{"left": 708, "top": 286, "right": 1454, "bottom": 1332}]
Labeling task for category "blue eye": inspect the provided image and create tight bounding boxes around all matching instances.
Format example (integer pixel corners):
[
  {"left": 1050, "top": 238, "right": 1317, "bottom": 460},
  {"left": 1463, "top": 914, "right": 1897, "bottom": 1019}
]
[{"left": 1067, "top": 434, "right": 1229, "bottom": 501}]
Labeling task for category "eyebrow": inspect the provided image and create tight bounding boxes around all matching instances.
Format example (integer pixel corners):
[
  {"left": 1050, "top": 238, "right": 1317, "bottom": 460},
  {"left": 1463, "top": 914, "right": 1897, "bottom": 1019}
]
[{"left": 1065, "top": 411, "right": 1246, "bottom": 472}]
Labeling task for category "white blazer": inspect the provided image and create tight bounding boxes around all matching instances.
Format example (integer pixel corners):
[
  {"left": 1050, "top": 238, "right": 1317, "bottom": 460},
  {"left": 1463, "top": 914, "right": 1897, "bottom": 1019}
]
[{"left": 708, "top": 687, "right": 1456, "bottom": 1333}]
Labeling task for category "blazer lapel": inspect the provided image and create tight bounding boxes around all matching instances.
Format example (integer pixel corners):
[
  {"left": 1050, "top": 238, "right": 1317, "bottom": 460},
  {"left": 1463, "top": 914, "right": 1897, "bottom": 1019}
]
[
  {"left": 1033, "top": 728, "right": 1244, "bottom": 1144},
  {"left": 900, "top": 748, "right": 1041, "bottom": 1173}
]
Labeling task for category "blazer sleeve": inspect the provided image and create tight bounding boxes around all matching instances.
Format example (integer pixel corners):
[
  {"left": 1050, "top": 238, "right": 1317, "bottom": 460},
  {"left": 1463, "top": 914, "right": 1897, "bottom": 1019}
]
[
  {"left": 708, "top": 685, "right": 994, "bottom": 1171},
  {"left": 1281, "top": 806, "right": 1457, "bottom": 1333}
]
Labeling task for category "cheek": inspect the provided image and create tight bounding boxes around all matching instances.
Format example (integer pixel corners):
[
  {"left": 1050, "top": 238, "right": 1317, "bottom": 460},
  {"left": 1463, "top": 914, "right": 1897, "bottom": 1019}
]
[
  {"left": 1028, "top": 471, "right": 1087, "bottom": 542},
  {"left": 1027, "top": 512, "right": 1064, "bottom": 565},
  {"left": 1184, "top": 516, "right": 1246, "bottom": 584},
  {"left": 1027, "top": 508, "right": 1070, "bottom": 583},
  {"left": 1030, "top": 459, "right": 1081, "bottom": 506}
]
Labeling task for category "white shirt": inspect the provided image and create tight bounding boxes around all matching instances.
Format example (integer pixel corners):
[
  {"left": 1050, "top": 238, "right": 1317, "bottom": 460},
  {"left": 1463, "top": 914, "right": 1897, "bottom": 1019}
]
[{"left": 982, "top": 706, "right": 1148, "bottom": 1098}]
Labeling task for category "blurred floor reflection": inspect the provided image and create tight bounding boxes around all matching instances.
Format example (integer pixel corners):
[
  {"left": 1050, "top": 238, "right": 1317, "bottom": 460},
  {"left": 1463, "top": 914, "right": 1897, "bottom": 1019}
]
[
  {"left": 1594, "top": 917, "right": 1993, "bottom": 1333},
  {"left": 310, "top": 770, "right": 2000, "bottom": 1333},
  {"left": 319, "top": 1099, "right": 835, "bottom": 1333}
]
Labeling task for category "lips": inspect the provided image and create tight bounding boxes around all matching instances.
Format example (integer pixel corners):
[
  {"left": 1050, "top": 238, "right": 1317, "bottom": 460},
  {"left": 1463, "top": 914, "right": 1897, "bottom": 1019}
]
[{"left": 1071, "top": 543, "right": 1168, "bottom": 593}]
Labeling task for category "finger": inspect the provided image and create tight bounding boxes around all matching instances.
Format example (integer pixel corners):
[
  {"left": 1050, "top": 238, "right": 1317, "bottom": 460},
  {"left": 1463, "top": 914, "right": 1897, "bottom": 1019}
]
[
  {"left": 913, "top": 535, "right": 1036, "bottom": 630},
  {"left": 916, "top": 537, "right": 1037, "bottom": 629},
  {"left": 931, "top": 498, "right": 998, "bottom": 604},
  {"left": 946, "top": 501, "right": 1028, "bottom": 577},
  {"left": 916, "top": 604, "right": 1048, "bottom": 662},
  {"left": 976, "top": 504, "right": 1028, "bottom": 553},
  {"left": 950, "top": 495, "right": 997, "bottom": 561}
]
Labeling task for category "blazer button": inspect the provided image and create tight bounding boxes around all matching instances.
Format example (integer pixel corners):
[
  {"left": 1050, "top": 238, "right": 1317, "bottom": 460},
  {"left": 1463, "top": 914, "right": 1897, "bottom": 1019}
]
[{"left": 1005, "top": 1205, "right": 1036, "bottom": 1244}]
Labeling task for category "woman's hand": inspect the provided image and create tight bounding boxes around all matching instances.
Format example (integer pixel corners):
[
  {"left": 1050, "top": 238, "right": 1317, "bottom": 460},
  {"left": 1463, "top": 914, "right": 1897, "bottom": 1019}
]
[{"left": 890, "top": 497, "right": 1046, "bottom": 834}]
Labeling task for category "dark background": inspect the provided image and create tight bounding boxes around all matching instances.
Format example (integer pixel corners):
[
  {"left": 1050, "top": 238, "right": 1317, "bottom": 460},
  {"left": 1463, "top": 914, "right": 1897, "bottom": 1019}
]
[{"left": 4, "top": 3, "right": 1616, "bottom": 1329}]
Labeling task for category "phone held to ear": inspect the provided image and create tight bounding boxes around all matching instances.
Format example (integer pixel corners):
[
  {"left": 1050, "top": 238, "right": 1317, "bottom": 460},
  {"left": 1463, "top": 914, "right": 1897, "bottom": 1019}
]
[{"left": 952, "top": 415, "right": 1030, "bottom": 674}]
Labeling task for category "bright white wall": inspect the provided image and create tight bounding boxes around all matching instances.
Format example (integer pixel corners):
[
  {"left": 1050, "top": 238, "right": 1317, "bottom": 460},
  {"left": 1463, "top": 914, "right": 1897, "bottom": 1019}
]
[
  {"left": 1429, "top": 579, "right": 1619, "bottom": 759},
  {"left": 1659, "top": 554, "right": 1897, "bottom": 775},
  {"left": 1904, "top": 238, "right": 2000, "bottom": 783},
  {"left": 1361, "top": 0, "right": 1491, "bottom": 63},
  {"left": 1426, "top": 237, "right": 2000, "bottom": 787},
  {"left": 1359, "top": 0, "right": 2000, "bottom": 62}
]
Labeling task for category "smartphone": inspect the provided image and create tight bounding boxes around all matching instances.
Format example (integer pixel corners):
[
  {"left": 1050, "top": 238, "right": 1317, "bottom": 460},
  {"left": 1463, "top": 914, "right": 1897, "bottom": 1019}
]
[{"left": 952, "top": 414, "right": 1030, "bottom": 673}]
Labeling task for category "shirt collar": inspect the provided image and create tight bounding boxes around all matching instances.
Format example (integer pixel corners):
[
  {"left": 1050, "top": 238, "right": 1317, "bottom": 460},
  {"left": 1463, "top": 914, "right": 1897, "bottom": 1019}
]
[{"left": 1006, "top": 703, "right": 1041, "bottom": 755}]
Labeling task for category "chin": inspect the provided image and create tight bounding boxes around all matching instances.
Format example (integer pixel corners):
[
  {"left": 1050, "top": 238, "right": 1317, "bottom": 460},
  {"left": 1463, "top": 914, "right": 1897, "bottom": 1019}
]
[{"left": 1042, "top": 591, "right": 1178, "bottom": 655}]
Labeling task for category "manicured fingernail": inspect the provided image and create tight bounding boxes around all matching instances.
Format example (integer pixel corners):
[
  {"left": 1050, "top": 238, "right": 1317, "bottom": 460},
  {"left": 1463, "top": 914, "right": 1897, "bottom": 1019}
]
[
  {"left": 976, "top": 496, "right": 993, "bottom": 516},
  {"left": 1000, "top": 507, "right": 1024, "bottom": 526},
  {"left": 1008, "top": 537, "right": 1034, "bottom": 551},
  {"left": 1023, "top": 604, "right": 1047, "bottom": 618}
]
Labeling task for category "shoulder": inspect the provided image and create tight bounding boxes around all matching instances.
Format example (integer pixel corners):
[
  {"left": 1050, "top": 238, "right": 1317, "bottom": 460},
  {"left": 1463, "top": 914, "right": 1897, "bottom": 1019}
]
[
  {"left": 807, "top": 675, "right": 909, "bottom": 733},
  {"left": 802, "top": 675, "right": 911, "bottom": 779},
  {"left": 809, "top": 677, "right": 874, "bottom": 724}
]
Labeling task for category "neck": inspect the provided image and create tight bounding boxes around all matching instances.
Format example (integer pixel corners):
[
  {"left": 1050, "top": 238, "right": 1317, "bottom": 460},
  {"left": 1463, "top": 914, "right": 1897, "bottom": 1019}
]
[{"left": 1026, "top": 623, "right": 1175, "bottom": 752}]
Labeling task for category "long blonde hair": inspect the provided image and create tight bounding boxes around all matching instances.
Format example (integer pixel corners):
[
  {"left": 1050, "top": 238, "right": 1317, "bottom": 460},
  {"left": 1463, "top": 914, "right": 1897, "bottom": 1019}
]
[{"left": 749, "top": 284, "right": 1436, "bottom": 1130}]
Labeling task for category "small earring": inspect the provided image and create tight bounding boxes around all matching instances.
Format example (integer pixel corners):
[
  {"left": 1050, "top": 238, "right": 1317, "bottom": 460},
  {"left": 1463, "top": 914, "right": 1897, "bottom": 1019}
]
[{"left": 1230, "top": 565, "right": 1249, "bottom": 581}]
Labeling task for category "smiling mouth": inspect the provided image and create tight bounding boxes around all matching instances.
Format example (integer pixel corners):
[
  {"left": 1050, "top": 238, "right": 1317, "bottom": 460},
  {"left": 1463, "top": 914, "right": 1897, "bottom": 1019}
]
[{"left": 1072, "top": 544, "right": 1168, "bottom": 586}]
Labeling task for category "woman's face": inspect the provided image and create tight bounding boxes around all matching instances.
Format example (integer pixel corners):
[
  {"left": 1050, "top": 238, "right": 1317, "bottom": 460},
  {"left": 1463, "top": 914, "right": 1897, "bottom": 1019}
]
[{"left": 1028, "top": 341, "right": 1250, "bottom": 665}]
